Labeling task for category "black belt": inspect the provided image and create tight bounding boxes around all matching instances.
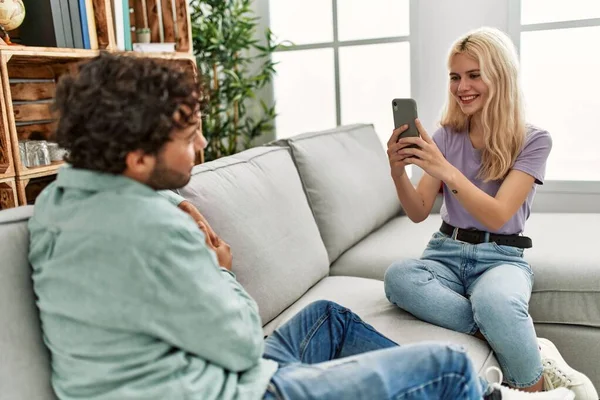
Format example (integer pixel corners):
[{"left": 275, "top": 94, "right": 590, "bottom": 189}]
[{"left": 440, "top": 221, "right": 532, "bottom": 249}]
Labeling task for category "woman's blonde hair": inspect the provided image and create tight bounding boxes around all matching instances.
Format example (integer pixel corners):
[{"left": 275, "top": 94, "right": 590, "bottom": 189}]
[{"left": 440, "top": 27, "right": 526, "bottom": 182}]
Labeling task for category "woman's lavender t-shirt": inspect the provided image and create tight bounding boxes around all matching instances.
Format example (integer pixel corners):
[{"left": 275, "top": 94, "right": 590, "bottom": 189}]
[{"left": 432, "top": 125, "right": 552, "bottom": 235}]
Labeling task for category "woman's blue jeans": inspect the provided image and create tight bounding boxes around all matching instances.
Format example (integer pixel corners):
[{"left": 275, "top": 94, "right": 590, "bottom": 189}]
[{"left": 384, "top": 231, "right": 542, "bottom": 388}]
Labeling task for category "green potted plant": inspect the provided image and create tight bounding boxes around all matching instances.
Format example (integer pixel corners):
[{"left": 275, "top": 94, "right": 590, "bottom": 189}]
[{"left": 190, "top": 0, "right": 280, "bottom": 161}]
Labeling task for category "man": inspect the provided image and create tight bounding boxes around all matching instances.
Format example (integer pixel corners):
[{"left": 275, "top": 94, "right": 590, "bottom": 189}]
[{"left": 29, "top": 53, "right": 572, "bottom": 400}]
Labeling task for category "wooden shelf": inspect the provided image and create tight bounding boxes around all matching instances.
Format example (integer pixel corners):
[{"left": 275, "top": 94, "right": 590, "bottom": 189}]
[
  {"left": 0, "top": 46, "right": 100, "bottom": 59},
  {"left": 0, "top": 72, "right": 15, "bottom": 180},
  {"left": 0, "top": 177, "right": 18, "bottom": 210},
  {"left": 18, "top": 161, "right": 65, "bottom": 179},
  {"left": 16, "top": 174, "right": 57, "bottom": 206},
  {"left": 0, "top": 46, "right": 195, "bottom": 61}
]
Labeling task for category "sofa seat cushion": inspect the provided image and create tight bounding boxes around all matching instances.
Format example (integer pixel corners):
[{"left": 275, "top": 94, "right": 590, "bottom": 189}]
[
  {"left": 0, "top": 206, "right": 56, "bottom": 400},
  {"left": 331, "top": 214, "right": 441, "bottom": 280},
  {"left": 263, "top": 276, "right": 499, "bottom": 373},
  {"left": 273, "top": 124, "right": 401, "bottom": 264},
  {"left": 178, "top": 146, "right": 329, "bottom": 325},
  {"left": 330, "top": 213, "right": 600, "bottom": 328}
]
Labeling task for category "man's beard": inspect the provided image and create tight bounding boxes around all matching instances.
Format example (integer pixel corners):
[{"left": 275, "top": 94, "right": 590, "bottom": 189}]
[{"left": 147, "top": 160, "right": 192, "bottom": 190}]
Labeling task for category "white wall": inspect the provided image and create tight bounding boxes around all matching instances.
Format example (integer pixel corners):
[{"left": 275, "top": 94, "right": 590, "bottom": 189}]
[{"left": 413, "top": 0, "right": 509, "bottom": 134}]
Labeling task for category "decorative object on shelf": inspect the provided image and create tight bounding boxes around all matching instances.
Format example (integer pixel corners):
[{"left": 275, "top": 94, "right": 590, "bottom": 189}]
[
  {"left": 190, "top": 0, "right": 281, "bottom": 161},
  {"left": 0, "top": 0, "right": 25, "bottom": 45},
  {"left": 135, "top": 27, "right": 151, "bottom": 44},
  {"left": 18, "top": 140, "right": 25, "bottom": 164},
  {"left": 18, "top": 140, "right": 67, "bottom": 168},
  {"left": 0, "top": 0, "right": 25, "bottom": 31},
  {"left": 46, "top": 142, "right": 68, "bottom": 162},
  {"left": 23, "top": 140, "right": 51, "bottom": 167},
  {"left": 136, "top": 0, "right": 151, "bottom": 43}
]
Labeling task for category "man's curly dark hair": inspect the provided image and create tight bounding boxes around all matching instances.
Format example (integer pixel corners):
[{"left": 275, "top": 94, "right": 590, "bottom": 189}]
[{"left": 54, "top": 52, "right": 202, "bottom": 174}]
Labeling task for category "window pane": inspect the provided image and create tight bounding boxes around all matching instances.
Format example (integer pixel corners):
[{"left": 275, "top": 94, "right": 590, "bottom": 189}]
[
  {"left": 521, "top": 27, "right": 600, "bottom": 181},
  {"left": 337, "top": 0, "right": 410, "bottom": 41},
  {"left": 273, "top": 49, "right": 336, "bottom": 138},
  {"left": 269, "top": 0, "right": 333, "bottom": 45},
  {"left": 521, "top": 0, "right": 600, "bottom": 24},
  {"left": 339, "top": 42, "right": 411, "bottom": 146}
]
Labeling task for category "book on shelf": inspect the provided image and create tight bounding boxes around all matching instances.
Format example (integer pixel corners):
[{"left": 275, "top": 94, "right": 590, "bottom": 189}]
[
  {"left": 112, "top": 0, "right": 125, "bottom": 50},
  {"left": 19, "top": 0, "right": 98, "bottom": 49},
  {"left": 123, "top": 0, "right": 132, "bottom": 50},
  {"left": 67, "top": 0, "right": 84, "bottom": 49},
  {"left": 85, "top": 0, "right": 99, "bottom": 49},
  {"left": 56, "top": 0, "right": 74, "bottom": 48},
  {"left": 19, "top": 0, "right": 66, "bottom": 47}
]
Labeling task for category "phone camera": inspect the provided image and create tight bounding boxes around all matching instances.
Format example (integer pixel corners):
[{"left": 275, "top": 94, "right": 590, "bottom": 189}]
[{"left": 393, "top": 101, "right": 397, "bottom": 107}]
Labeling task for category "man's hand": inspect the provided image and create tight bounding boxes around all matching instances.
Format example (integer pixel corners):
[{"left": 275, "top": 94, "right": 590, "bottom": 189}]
[
  {"left": 178, "top": 200, "right": 219, "bottom": 247},
  {"left": 178, "top": 200, "right": 233, "bottom": 270},
  {"left": 197, "top": 221, "right": 233, "bottom": 270}
]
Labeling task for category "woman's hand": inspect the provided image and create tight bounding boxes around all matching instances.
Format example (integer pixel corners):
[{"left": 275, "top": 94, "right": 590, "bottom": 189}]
[
  {"left": 398, "top": 119, "right": 455, "bottom": 182},
  {"left": 387, "top": 124, "right": 415, "bottom": 179}
]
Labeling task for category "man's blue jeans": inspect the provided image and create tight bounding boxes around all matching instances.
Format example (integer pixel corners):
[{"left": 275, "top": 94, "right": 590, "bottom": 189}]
[{"left": 263, "top": 300, "right": 487, "bottom": 399}]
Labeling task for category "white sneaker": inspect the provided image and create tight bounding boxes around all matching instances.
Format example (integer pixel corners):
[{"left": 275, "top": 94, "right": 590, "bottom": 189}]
[
  {"left": 539, "top": 337, "right": 598, "bottom": 400},
  {"left": 484, "top": 366, "right": 574, "bottom": 400}
]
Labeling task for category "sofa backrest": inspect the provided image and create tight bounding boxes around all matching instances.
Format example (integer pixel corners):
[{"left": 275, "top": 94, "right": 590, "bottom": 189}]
[
  {"left": 0, "top": 206, "right": 56, "bottom": 400},
  {"left": 177, "top": 146, "right": 330, "bottom": 325},
  {"left": 273, "top": 124, "right": 401, "bottom": 264}
]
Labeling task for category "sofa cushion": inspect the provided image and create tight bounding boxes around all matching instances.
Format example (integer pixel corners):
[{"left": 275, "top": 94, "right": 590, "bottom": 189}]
[
  {"left": 273, "top": 124, "right": 401, "bottom": 264},
  {"left": 0, "top": 206, "right": 56, "bottom": 400},
  {"left": 263, "top": 276, "right": 499, "bottom": 374},
  {"left": 524, "top": 213, "right": 600, "bottom": 328},
  {"left": 177, "top": 146, "right": 329, "bottom": 325},
  {"left": 331, "top": 214, "right": 441, "bottom": 280},
  {"left": 330, "top": 213, "right": 600, "bottom": 329}
]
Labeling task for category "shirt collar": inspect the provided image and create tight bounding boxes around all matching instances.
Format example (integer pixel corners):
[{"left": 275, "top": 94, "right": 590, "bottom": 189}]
[{"left": 55, "top": 165, "right": 157, "bottom": 197}]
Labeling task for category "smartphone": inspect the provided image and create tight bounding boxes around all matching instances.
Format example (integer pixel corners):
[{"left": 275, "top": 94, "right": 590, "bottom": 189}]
[{"left": 392, "top": 98, "right": 419, "bottom": 148}]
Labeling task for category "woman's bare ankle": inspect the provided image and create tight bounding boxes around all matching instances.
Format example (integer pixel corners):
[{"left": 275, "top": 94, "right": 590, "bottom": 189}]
[{"left": 516, "top": 376, "right": 544, "bottom": 392}]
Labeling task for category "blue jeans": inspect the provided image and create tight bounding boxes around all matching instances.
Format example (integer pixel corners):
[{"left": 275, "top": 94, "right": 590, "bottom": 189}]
[
  {"left": 384, "top": 231, "right": 542, "bottom": 388},
  {"left": 263, "top": 300, "right": 487, "bottom": 399}
]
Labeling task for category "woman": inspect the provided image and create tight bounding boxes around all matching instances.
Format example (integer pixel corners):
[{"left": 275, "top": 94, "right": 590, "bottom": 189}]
[{"left": 383, "top": 27, "right": 597, "bottom": 398}]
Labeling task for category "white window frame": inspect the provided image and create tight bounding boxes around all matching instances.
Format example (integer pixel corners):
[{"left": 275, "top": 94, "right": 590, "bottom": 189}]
[
  {"left": 508, "top": 0, "right": 600, "bottom": 204},
  {"left": 261, "top": 0, "right": 418, "bottom": 137}
]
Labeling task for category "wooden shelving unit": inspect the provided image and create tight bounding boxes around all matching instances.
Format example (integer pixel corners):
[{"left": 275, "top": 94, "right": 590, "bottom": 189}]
[
  {"left": 0, "top": 176, "right": 18, "bottom": 210},
  {"left": 0, "top": 0, "right": 199, "bottom": 208},
  {"left": 0, "top": 70, "right": 15, "bottom": 181}
]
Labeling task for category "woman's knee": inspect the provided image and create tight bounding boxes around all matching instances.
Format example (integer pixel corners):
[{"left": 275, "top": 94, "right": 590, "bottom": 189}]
[
  {"left": 384, "top": 260, "right": 429, "bottom": 300},
  {"left": 471, "top": 289, "right": 529, "bottom": 326}
]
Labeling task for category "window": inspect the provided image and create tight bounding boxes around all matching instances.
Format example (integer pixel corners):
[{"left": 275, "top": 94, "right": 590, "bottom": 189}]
[
  {"left": 268, "top": 0, "right": 413, "bottom": 146},
  {"left": 509, "top": 0, "right": 600, "bottom": 184}
]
